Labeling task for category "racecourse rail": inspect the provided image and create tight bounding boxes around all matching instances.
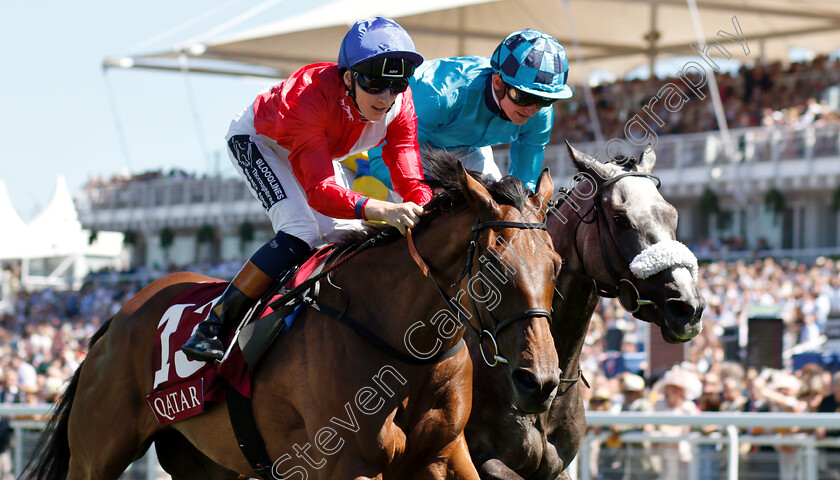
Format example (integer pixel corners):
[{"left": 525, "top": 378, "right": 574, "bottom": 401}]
[{"left": 5, "top": 405, "right": 840, "bottom": 479}]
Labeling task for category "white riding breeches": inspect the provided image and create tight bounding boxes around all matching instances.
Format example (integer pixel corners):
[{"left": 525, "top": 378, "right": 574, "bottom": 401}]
[{"left": 226, "top": 102, "right": 365, "bottom": 248}]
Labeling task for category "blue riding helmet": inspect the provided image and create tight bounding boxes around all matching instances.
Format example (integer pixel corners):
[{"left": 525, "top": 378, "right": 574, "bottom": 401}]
[
  {"left": 491, "top": 29, "right": 572, "bottom": 100},
  {"left": 338, "top": 17, "right": 424, "bottom": 72}
]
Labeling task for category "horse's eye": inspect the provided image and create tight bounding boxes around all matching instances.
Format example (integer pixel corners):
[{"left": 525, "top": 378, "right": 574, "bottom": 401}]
[{"left": 613, "top": 214, "right": 631, "bottom": 229}]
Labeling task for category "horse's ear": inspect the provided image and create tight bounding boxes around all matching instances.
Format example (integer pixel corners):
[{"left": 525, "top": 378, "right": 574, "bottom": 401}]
[
  {"left": 565, "top": 140, "right": 613, "bottom": 182},
  {"left": 637, "top": 144, "right": 657, "bottom": 173},
  {"left": 457, "top": 161, "right": 499, "bottom": 215},
  {"left": 531, "top": 167, "right": 554, "bottom": 212}
]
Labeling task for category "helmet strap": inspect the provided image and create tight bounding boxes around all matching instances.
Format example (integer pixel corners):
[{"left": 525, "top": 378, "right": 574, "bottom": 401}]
[
  {"left": 344, "top": 71, "right": 396, "bottom": 121},
  {"left": 344, "top": 73, "right": 370, "bottom": 122},
  {"left": 490, "top": 74, "right": 511, "bottom": 122}
]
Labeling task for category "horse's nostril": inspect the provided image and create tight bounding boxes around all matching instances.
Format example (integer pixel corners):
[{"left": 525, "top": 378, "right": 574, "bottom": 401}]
[
  {"left": 665, "top": 299, "right": 696, "bottom": 322},
  {"left": 543, "top": 377, "right": 560, "bottom": 398},
  {"left": 512, "top": 368, "right": 540, "bottom": 395}
]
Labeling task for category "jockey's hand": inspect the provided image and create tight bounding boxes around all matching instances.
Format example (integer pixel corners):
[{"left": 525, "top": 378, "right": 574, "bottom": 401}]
[{"left": 364, "top": 199, "right": 424, "bottom": 235}]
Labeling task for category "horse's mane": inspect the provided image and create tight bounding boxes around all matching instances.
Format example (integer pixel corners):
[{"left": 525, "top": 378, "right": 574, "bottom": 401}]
[
  {"left": 333, "top": 149, "right": 534, "bottom": 250},
  {"left": 422, "top": 149, "right": 532, "bottom": 211}
]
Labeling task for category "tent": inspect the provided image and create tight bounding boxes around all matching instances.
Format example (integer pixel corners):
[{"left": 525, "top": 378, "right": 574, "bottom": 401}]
[
  {"left": 104, "top": 0, "right": 840, "bottom": 82},
  {"left": 0, "top": 176, "right": 124, "bottom": 291}
]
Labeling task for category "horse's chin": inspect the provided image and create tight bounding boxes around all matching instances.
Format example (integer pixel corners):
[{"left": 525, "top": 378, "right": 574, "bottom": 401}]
[
  {"left": 635, "top": 306, "right": 703, "bottom": 344},
  {"left": 512, "top": 392, "right": 556, "bottom": 414},
  {"left": 660, "top": 327, "right": 695, "bottom": 344}
]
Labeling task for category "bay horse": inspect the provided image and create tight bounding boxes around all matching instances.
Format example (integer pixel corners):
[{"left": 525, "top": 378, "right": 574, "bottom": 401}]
[
  {"left": 25, "top": 156, "right": 563, "bottom": 480},
  {"left": 464, "top": 142, "right": 706, "bottom": 479}
]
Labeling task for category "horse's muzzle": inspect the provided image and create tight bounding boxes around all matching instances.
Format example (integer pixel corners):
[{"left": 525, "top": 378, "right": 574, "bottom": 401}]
[{"left": 511, "top": 367, "right": 560, "bottom": 413}]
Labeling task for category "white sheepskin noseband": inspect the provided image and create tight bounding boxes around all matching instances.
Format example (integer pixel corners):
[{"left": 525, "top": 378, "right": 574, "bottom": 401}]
[{"left": 629, "top": 240, "right": 698, "bottom": 283}]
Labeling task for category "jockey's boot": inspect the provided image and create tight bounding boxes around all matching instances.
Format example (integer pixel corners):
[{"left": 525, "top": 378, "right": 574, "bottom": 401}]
[{"left": 181, "top": 260, "right": 274, "bottom": 363}]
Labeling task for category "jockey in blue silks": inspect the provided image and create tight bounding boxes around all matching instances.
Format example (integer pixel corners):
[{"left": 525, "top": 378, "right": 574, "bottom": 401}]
[{"left": 368, "top": 29, "right": 573, "bottom": 192}]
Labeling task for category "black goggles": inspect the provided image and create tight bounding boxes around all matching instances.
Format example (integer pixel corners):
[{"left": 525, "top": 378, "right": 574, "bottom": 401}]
[
  {"left": 353, "top": 71, "right": 410, "bottom": 94},
  {"left": 505, "top": 85, "right": 557, "bottom": 108}
]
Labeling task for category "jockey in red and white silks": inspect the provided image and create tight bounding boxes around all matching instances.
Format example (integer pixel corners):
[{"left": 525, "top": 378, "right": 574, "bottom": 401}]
[
  {"left": 182, "top": 17, "right": 432, "bottom": 364},
  {"left": 229, "top": 61, "right": 431, "bottom": 245}
]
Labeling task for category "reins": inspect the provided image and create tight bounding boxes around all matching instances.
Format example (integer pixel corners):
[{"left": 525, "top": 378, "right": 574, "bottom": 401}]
[
  {"left": 407, "top": 217, "right": 552, "bottom": 367},
  {"left": 553, "top": 171, "right": 661, "bottom": 312}
]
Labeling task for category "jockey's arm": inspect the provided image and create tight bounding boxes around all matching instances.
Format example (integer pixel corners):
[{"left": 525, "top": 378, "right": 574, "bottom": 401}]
[
  {"left": 507, "top": 108, "right": 554, "bottom": 191},
  {"left": 364, "top": 199, "right": 424, "bottom": 235},
  {"left": 290, "top": 144, "right": 427, "bottom": 235}
]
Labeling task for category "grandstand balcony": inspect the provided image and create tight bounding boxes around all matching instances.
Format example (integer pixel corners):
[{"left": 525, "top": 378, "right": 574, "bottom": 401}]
[
  {"left": 498, "top": 123, "right": 840, "bottom": 261},
  {"left": 74, "top": 173, "right": 272, "bottom": 273},
  {"left": 75, "top": 124, "right": 840, "bottom": 270}
]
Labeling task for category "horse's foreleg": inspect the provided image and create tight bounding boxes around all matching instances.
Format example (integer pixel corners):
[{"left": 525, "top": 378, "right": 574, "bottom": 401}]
[
  {"left": 413, "top": 433, "right": 479, "bottom": 480},
  {"left": 476, "top": 458, "right": 526, "bottom": 480},
  {"left": 445, "top": 434, "right": 480, "bottom": 480},
  {"left": 154, "top": 430, "right": 240, "bottom": 480}
]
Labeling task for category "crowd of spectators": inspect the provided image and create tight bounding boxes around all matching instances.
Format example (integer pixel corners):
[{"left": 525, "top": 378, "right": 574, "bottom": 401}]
[
  {"left": 553, "top": 55, "right": 840, "bottom": 145},
  {"left": 0, "top": 279, "right": 139, "bottom": 406},
  {"left": 2, "top": 256, "right": 840, "bottom": 403},
  {"left": 6, "top": 267, "right": 831, "bottom": 471},
  {"left": 579, "top": 256, "right": 840, "bottom": 479}
]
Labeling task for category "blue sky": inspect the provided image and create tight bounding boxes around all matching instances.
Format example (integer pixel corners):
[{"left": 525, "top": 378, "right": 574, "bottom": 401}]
[{"left": 0, "top": 0, "right": 325, "bottom": 221}]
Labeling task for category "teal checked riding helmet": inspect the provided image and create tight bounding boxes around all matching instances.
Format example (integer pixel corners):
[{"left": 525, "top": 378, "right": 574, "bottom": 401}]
[{"left": 491, "top": 29, "right": 573, "bottom": 100}]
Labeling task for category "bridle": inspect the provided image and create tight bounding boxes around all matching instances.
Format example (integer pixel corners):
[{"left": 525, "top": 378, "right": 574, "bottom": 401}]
[
  {"left": 409, "top": 217, "right": 553, "bottom": 367},
  {"left": 554, "top": 171, "right": 662, "bottom": 313}
]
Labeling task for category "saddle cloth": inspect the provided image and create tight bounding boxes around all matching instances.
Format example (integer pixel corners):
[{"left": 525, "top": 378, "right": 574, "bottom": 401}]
[{"left": 145, "top": 245, "right": 335, "bottom": 426}]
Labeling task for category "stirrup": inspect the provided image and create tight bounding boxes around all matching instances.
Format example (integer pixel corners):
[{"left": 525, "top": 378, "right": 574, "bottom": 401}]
[{"left": 182, "top": 333, "right": 225, "bottom": 363}]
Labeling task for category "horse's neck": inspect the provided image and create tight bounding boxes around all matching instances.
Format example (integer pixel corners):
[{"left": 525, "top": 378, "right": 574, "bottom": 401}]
[
  {"left": 332, "top": 210, "right": 475, "bottom": 357},
  {"left": 548, "top": 189, "right": 594, "bottom": 259},
  {"left": 552, "top": 275, "right": 598, "bottom": 374},
  {"left": 548, "top": 197, "right": 600, "bottom": 374}
]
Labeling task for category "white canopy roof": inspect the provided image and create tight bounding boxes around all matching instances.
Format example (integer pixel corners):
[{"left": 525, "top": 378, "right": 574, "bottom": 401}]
[
  {"left": 0, "top": 176, "right": 123, "bottom": 261},
  {"left": 105, "top": 0, "right": 840, "bottom": 82}
]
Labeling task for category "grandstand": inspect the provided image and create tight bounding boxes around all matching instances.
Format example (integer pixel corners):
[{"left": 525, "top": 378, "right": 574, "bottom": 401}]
[
  {"left": 73, "top": 54, "right": 840, "bottom": 272},
  {"left": 5, "top": 2, "right": 840, "bottom": 479}
]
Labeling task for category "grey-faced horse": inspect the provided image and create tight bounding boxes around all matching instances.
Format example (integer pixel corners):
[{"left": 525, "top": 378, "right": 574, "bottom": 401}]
[{"left": 464, "top": 141, "right": 706, "bottom": 479}]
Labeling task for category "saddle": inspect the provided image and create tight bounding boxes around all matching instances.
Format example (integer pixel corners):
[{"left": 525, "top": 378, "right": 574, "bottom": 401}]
[{"left": 232, "top": 244, "right": 335, "bottom": 370}]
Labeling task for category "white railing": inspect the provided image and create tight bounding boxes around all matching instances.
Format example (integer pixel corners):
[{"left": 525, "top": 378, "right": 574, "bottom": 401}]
[
  {"left": 574, "top": 412, "right": 840, "bottom": 480},
  {"left": 8, "top": 406, "right": 840, "bottom": 480},
  {"left": 2, "top": 404, "right": 164, "bottom": 480},
  {"left": 492, "top": 123, "right": 840, "bottom": 182}
]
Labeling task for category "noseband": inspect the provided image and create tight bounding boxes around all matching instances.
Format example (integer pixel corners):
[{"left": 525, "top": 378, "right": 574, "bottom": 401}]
[
  {"left": 556, "top": 172, "right": 661, "bottom": 313},
  {"left": 409, "top": 217, "right": 552, "bottom": 367}
]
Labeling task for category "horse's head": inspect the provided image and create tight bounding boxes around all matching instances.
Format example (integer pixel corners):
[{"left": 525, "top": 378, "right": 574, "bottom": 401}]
[
  {"left": 452, "top": 161, "right": 564, "bottom": 413},
  {"left": 550, "top": 141, "right": 705, "bottom": 343}
]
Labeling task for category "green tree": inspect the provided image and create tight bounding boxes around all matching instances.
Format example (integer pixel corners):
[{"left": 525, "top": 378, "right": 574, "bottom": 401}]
[
  {"left": 697, "top": 188, "right": 719, "bottom": 215},
  {"left": 123, "top": 229, "right": 138, "bottom": 246},
  {"left": 238, "top": 221, "right": 255, "bottom": 255},
  {"left": 196, "top": 224, "right": 216, "bottom": 244},
  {"left": 764, "top": 188, "right": 786, "bottom": 224},
  {"left": 160, "top": 226, "right": 175, "bottom": 267}
]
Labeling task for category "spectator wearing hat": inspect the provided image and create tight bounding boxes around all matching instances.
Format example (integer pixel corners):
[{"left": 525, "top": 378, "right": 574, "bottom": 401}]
[
  {"left": 816, "top": 371, "right": 840, "bottom": 480},
  {"left": 762, "top": 371, "right": 807, "bottom": 480},
  {"left": 697, "top": 372, "right": 725, "bottom": 480},
  {"left": 652, "top": 367, "right": 700, "bottom": 479},
  {"left": 618, "top": 373, "right": 651, "bottom": 413},
  {"left": 800, "top": 375, "right": 826, "bottom": 413},
  {"left": 720, "top": 377, "right": 748, "bottom": 412},
  {"left": 588, "top": 386, "right": 623, "bottom": 480},
  {"left": 616, "top": 373, "right": 656, "bottom": 480},
  {"left": 588, "top": 386, "right": 614, "bottom": 413}
]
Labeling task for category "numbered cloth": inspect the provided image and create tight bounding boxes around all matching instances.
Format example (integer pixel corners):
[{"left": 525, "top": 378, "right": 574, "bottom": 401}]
[{"left": 146, "top": 248, "right": 332, "bottom": 426}]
